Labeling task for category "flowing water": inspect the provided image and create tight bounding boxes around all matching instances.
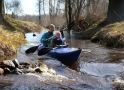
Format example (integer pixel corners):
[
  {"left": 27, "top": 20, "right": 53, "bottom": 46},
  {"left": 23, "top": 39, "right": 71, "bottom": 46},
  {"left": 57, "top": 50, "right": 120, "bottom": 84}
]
[{"left": 0, "top": 30, "right": 124, "bottom": 90}]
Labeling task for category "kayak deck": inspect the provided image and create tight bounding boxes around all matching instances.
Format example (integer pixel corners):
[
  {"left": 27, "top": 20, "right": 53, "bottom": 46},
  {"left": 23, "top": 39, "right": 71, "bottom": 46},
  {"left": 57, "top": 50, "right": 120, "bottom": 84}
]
[{"left": 47, "top": 47, "right": 82, "bottom": 62}]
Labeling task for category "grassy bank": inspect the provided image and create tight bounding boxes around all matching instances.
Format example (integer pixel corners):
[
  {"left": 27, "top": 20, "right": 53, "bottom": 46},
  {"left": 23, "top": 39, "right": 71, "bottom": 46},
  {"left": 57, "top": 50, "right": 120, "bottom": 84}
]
[
  {"left": 0, "top": 15, "right": 43, "bottom": 57},
  {"left": 5, "top": 15, "right": 43, "bottom": 33},
  {"left": 0, "top": 26, "right": 26, "bottom": 57},
  {"left": 91, "top": 21, "right": 124, "bottom": 48},
  {"left": 83, "top": 18, "right": 124, "bottom": 48},
  {"left": 81, "top": 18, "right": 108, "bottom": 39}
]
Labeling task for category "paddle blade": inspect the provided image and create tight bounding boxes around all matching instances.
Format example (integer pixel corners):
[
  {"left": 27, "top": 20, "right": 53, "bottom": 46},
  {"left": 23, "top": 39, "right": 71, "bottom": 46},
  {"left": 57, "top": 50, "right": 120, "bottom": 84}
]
[
  {"left": 25, "top": 46, "right": 38, "bottom": 54},
  {"left": 38, "top": 47, "right": 52, "bottom": 56}
]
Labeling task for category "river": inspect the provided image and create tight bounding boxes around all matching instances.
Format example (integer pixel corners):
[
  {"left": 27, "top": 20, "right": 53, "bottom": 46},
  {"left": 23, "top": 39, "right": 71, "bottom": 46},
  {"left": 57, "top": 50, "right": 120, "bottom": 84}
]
[{"left": 0, "top": 30, "right": 124, "bottom": 90}]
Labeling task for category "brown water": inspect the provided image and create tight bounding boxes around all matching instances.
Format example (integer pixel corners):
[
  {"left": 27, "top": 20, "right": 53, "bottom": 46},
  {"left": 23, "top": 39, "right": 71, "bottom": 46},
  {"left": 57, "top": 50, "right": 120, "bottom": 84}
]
[{"left": 0, "top": 30, "right": 124, "bottom": 90}]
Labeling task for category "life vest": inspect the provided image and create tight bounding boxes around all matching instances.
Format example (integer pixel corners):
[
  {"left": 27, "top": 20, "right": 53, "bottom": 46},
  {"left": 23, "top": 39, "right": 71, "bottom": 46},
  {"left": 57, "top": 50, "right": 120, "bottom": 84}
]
[
  {"left": 53, "top": 38, "right": 62, "bottom": 45},
  {"left": 40, "top": 32, "right": 53, "bottom": 47},
  {"left": 78, "top": 15, "right": 83, "bottom": 21}
]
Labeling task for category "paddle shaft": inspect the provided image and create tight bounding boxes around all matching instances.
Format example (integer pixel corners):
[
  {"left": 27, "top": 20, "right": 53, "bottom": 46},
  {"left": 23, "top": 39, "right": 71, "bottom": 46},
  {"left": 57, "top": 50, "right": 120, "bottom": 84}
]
[
  {"left": 38, "top": 45, "right": 68, "bottom": 56},
  {"left": 25, "top": 36, "right": 55, "bottom": 54}
]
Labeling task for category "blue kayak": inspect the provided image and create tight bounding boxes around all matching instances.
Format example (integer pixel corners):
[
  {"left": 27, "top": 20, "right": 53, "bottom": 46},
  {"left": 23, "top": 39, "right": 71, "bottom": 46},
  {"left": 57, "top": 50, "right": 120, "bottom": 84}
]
[
  {"left": 71, "top": 30, "right": 84, "bottom": 35},
  {"left": 46, "top": 46, "right": 82, "bottom": 62}
]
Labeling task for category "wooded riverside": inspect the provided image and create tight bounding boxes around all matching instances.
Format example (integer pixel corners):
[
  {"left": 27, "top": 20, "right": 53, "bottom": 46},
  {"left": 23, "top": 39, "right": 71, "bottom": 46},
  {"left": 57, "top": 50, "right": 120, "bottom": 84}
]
[
  {"left": 3, "top": 0, "right": 108, "bottom": 28},
  {"left": 0, "top": 0, "right": 124, "bottom": 90},
  {"left": 0, "top": 0, "right": 123, "bottom": 55}
]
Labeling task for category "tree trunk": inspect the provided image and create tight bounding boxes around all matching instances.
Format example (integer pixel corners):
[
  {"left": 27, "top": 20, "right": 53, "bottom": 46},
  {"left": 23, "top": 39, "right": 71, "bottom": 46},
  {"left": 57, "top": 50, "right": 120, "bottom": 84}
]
[
  {"left": 0, "top": 0, "right": 5, "bottom": 25},
  {"left": 0, "top": 0, "right": 13, "bottom": 26},
  {"left": 68, "top": 0, "right": 72, "bottom": 34},
  {"left": 38, "top": 0, "right": 41, "bottom": 25},
  {"left": 0, "top": 0, "right": 3, "bottom": 14},
  {"left": 65, "top": 0, "right": 68, "bottom": 25},
  {"left": 107, "top": 0, "right": 124, "bottom": 23},
  {"left": 0, "top": 0, "right": 4, "bottom": 15}
]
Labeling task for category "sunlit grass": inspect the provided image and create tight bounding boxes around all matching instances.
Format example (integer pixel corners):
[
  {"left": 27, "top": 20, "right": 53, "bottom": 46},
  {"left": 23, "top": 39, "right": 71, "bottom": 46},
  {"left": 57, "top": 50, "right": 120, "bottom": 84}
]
[
  {"left": 91, "top": 20, "right": 124, "bottom": 48},
  {"left": 5, "top": 15, "right": 43, "bottom": 33},
  {"left": 0, "top": 25, "right": 27, "bottom": 56},
  {"left": 0, "top": 15, "right": 44, "bottom": 57}
]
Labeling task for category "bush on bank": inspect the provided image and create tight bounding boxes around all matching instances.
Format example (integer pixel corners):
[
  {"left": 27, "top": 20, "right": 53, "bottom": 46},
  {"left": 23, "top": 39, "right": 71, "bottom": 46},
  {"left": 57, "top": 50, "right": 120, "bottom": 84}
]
[{"left": 91, "top": 21, "right": 124, "bottom": 48}]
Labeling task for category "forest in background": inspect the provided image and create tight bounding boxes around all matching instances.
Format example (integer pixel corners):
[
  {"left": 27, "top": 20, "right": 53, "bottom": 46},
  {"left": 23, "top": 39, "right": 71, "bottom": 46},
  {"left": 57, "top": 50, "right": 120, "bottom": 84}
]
[
  {"left": 0, "top": 0, "right": 124, "bottom": 57},
  {"left": 5, "top": 0, "right": 108, "bottom": 28}
]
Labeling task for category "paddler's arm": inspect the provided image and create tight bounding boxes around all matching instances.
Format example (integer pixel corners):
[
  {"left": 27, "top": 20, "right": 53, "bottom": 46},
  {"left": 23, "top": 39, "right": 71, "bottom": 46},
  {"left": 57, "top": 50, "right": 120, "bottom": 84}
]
[
  {"left": 40, "top": 33, "right": 48, "bottom": 43},
  {"left": 40, "top": 34, "right": 55, "bottom": 44}
]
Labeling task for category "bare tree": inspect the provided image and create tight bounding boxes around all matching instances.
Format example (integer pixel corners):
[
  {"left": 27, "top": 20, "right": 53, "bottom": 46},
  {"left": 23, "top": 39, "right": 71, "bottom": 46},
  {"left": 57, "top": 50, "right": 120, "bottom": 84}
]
[
  {"left": 84, "top": 0, "right": 108, "bottom": 25},
  {"left": 4, "top": 0, "right": 23, "bottom": 19},
  {"left": 0, "top": 0, "right": 14, "bottom": 26},
  {"left": 36, "top": 0, "right": 65, "bottom": 26},
  {"left": 64, "top": 0, "right": 86, "bottom": 33},
  {"left": 0, "top": 0, "right": 4, "bottom": 14},
  {"left": 49, "top": 0, "right": 65, "bottom": 22},
  {"left": 0, "top": 0, "right": 6, "bottom": 25},
  {"left": 4, "top": 1, "right": 10, "bottom": 14},
  {"left": 42, "top": 0, "right": 46, "bottom": 14},
  {"left": 49, "top": 0, "right": 56, "bottom": 21},
  {"left": 36, "top": 0, "right": 42, "bottom": 24}
]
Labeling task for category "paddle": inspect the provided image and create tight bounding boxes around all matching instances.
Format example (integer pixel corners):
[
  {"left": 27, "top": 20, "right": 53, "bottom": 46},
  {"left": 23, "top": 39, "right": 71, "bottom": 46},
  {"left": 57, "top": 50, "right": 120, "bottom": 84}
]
[
  {"left": 38, "top": 47, "right": 53, "bottom": 56},
  {"left": 25, "top": 46, "right": 38, "bottom": 54},
  {"left": 38, "top": 44, "right": 68, "bottom": 56},
  {"left": 25, "top": 36, "right": 55, "bottom": 54}
]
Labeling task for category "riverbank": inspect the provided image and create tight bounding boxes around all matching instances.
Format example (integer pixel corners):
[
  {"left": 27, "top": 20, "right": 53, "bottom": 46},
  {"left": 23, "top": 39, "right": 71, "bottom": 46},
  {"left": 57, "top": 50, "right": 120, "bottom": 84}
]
[
  {"left": 0, "top": 15, "right": 43, "bottom": 57},
  {"left": 1, "top": 15, "right": 124, "bottom": 57},
  {"left": 82, "top": 18, "right": 124, "bottom": 48}
]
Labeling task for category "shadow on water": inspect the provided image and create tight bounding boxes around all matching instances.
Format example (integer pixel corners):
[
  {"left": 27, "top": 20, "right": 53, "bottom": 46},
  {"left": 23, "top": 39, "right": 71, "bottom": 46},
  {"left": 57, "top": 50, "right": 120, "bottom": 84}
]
[
  {"left": 57, "top": 58, "right": 78, "bottom": 69},
  {"left": 68, "top": 61, "right": 79, "bottom": 71},
  {"left": 108, "top": 52, "right": 124, "bottom": 63}
]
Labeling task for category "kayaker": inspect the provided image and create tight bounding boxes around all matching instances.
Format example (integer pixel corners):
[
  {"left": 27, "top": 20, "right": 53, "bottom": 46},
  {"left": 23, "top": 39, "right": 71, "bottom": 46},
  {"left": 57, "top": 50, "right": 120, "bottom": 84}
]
[
  {"left": 40, "top": 24, "right": 55, "bottom": 47},
  {"left": 60, "top": 30, "right": 65, "bottom": 38},
  {"left": 50, "top": 31, "right": 65, "bottom": 47},
  {"left": 60, "top": 29, "right": 66, "bottom": 43},
  {"left": 74, "top": 25, "right": 82, "bottom": 32}
]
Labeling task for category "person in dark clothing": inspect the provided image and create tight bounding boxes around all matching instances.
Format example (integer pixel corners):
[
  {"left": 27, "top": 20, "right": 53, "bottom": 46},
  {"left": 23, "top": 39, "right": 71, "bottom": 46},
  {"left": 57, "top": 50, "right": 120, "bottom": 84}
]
[
  {"left": 74, "top": 25, "right": 82, "bottom": 32},
  {"left": 67, "top": 20, "right": 76, "bottom": 29},
  {"left": 50, "top": 31, "right": 65, "bottom": 47},
  {"left": 60, "top": 29, "right": 66, "bottom": 44},
  {"left": 60, "top": 30, "right": 65, "bottom": 38}
]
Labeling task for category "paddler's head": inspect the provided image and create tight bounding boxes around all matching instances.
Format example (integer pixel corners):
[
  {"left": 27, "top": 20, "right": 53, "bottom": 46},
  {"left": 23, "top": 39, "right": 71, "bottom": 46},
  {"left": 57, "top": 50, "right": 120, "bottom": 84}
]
[
  {"left": 55, "top": 31, "right": 61, "bottom": 39},
  {"left": 49, "top": 24, "right": 55, "bottom": 33}
]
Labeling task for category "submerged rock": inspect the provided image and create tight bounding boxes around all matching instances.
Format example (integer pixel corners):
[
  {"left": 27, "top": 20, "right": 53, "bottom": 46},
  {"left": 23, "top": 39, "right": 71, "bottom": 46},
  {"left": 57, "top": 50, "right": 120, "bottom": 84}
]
[
  {"left": 12, "top": 59, "right": 20, "bottom": 68},
  {"left": 0, "top": 59, "right": 22, "bottom": 75},
  {"left": 37, "top": 61, "right": 48, "bottom": 72},
  {"left": 113, "top": 77, "right": 124, "bottom": 90},
  {"left": 0, "top": 59, "right": 50, "bottom": 75}
]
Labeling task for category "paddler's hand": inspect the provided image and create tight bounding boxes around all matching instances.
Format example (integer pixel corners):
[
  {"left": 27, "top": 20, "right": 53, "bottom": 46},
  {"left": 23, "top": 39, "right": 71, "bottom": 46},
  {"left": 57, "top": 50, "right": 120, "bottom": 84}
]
[{"left": 44, "top": 39, "right": 49, "bottom": 42}]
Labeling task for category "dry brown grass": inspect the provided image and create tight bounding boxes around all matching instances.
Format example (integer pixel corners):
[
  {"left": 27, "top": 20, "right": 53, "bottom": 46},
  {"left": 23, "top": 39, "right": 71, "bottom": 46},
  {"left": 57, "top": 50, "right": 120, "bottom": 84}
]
[
  {"left": 0, "top": 25, "right": 27, "bottom": 57},
  {"left": 5, "top": 15, "right": 44, "bottom": 33},
  {"left": 0, "top": 15, "right": 45, "bottom": 57},
  {"left": 91, "top": 21, "right": 124, "bottom": 48}
]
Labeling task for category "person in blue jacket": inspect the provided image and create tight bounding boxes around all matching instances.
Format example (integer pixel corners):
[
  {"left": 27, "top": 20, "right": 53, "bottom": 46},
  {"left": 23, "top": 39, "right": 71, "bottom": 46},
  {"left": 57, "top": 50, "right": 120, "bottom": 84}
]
[{"left": 40, "top": 24, "right": 55, "bottom": 47}]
